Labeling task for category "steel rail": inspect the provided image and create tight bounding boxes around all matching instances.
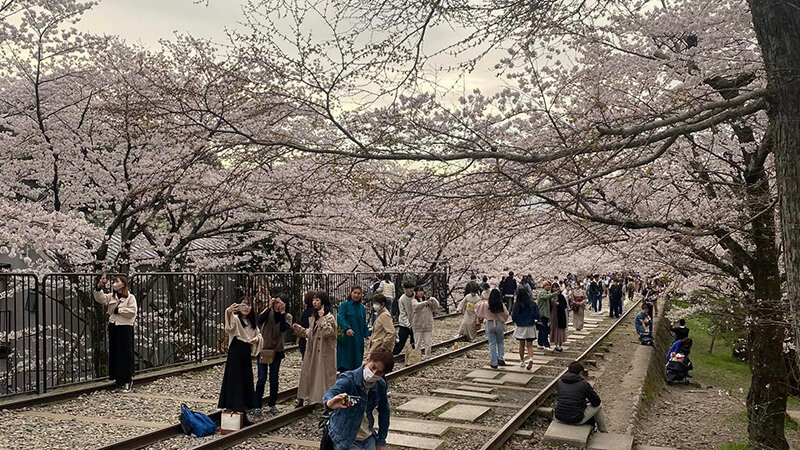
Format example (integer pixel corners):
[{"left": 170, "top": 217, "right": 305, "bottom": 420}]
[
  {"left": 187, "top": 329, "right": 517, "bottom": 450},
  {"left": 100, "top": 314, "right": 485, "bottom": 450},
  {"left": 478, "top": 298, "right": 644, "bottom": 450}
]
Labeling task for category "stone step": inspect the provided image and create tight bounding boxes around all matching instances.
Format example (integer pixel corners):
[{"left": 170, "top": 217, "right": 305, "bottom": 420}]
[
  {"left": 387, "top": 433, "right": 445, "bottom": 450},
  {"left": 588, "top": 432, "right": 634, "bottom": 449},
  {"left": 543, "top": 420, "right": 592, "bottom": 447},
  {"left": 431, "top": 388, "right": 499, "bottom": 401},
  {"left": 437, "top": 404, "right": 492, "bottom": 422},
  {"left": 389, "top": 418, "right": 449, "bottom": 436},
  {"left": 456, "top": 385, "right": 495, "bottom": 393},
  {"left": 465, "top": 369, "right": 502, "bottom": 379},
  {"left": 471, "top": 377, "right": 506, "bottom": 385},
  {"left": 396, "top": 397, "right": 450, "bottom": 414},
  {"left": 483, "top": 364, "right": 541, "bottom": 373},
  {"left": 534, "top": 406, "right": 553, "bottom": 419},
  {"left": 502, "top": 353, "right": 554, "bottom": 363},
  {"left": 498, "top": 372, "right": 535, "bottom": 385}
]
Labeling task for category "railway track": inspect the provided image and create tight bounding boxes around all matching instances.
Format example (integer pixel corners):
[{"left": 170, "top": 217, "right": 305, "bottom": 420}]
[{"left": 101, "top": 298, "right": 640, "bottom": 450}]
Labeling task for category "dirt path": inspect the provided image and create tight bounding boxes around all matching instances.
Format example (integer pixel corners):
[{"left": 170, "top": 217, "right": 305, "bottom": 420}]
[{"left": 588, "top": 310, "right": 651, "bottom": 434}]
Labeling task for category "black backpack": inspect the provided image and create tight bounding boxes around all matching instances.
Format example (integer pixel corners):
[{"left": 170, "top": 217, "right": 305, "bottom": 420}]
[{"left": 639, "top": 334, "right": 654, "bottom": 346}]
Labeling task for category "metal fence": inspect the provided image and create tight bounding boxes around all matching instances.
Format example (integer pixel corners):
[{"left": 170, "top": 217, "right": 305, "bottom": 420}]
[{"left": 0, "top": 270, "right": 448, "bottom": 398}]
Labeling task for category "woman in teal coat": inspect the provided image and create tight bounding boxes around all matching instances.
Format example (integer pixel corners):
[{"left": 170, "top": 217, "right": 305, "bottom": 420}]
[{"left": 336, "top": 286, "right": 370, "bottom": 372}]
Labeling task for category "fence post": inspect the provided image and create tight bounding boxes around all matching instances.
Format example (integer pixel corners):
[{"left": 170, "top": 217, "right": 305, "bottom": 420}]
[
  {"left": 195, "top": 273, "right": 202, "bottom": 363},
  {"left": 41, "top": 275, "right": 47, "bottom": 394}
]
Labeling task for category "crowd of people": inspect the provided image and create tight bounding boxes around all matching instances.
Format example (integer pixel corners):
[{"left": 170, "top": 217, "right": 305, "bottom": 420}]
[{"left": 91, "top": 270, "right": 676, "bottom": 448}]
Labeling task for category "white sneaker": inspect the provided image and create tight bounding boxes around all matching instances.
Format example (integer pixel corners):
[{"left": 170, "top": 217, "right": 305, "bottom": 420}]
[
  {"left": 526, "top": 359, "right": 535, "bottom": 370},
  {"left": 536, "top": 343, "right": 543, "bottom": 348},
  {"left": 519, "top": 360, "right": 526, "bottom": 367}
]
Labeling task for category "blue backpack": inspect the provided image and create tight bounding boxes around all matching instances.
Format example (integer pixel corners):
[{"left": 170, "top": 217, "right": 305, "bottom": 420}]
[{"left": 179, "top": 404, "right": 217, "bottom": 437}]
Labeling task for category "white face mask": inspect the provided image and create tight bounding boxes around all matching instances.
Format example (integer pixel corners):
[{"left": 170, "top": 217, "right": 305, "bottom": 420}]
[
  {"left": 112, "top": 281, "right": 123, "bottom": 292},
  {"left": 372, "top": 304, "right": 381, "bottom": 312},
  {"left": 363, "top": 365, "right": 380, "bottom": 384}
]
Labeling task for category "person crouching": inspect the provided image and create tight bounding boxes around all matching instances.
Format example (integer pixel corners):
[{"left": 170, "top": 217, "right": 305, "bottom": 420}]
[
  {"left": 554, "top": 362, "right": 608, "bottom": 432},
  {"left": 321, "top": 348, "right": 395, "bottom": 450}
]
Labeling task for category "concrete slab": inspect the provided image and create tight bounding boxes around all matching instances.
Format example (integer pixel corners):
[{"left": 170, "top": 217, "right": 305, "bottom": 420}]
[
  {"left": 466, "top": 369, "right": 502, "bottom": 379},
  {"left": 484, "top": 364, "right": 541, "bottom": 373},
  {"left": 471, "top": 378, "right": 506, "bottom": 385},
  {"left": 397, "top": 397, "right": 450, "bottom": 414},
  {"left": 438, "top": 404, "right": 492, "bottom": 422},
  {"left": 502, "top": 353, "right": 554, "bottom": 362},
  {"left": 572, "top": 330, "right": 592, "bottom": 336},
  {"left": 389, "top": 418, "right": 450, "bottom": 436},
  {"left": 542, "top": 420, "right": 592, "bottom": 447},
  {"left": 499, "top": 373, "right": 535, "bottom": 385},
  {"left": 456, "top": 385, "right": 495, "bottom": 393},
  {"left": 788, "top": 410, "right": 800, "bottom": 421},
  {"left": 635, "top": 446, "right": 678, "bottom": 450},
  {"left": 431, "top": 388, "right": 499, "bottom": 401},
  {"left": 567, "top": 334, "right": 587, "bottom": 340},
  {"left": 386, "top": 433, "right": 445, "bottom": 450},
  {"left": 588, "top": 432, "right": 634, "bottom": 449}
]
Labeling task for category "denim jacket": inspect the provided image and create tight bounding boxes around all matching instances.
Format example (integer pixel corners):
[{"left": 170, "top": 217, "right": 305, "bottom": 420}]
[{"left": 323, "top": 366, "right": 390, "bottom": 449}]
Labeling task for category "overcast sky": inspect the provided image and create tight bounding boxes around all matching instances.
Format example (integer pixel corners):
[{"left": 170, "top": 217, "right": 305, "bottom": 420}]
[
  {"left": 78, "top": 0, "right": 246, "bottom": 47},
  {"left": 77, "top": 0, "right": 509, "bottom": 98}
]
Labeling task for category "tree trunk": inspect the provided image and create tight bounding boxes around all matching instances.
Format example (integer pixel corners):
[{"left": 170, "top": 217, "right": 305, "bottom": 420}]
[
  {"left": 747, "top": 0, "right": 800, "bottom": 404},
  {"left": 743, "top": 135, "right": 789, "bottom": 449}
]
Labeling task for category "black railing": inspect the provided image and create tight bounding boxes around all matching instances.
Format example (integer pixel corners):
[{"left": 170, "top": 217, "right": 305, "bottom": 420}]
[{"left": 0, "top": 270, "right": 448, "bottom": 398}]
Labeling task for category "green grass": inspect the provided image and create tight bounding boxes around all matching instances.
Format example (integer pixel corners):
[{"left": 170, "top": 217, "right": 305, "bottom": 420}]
[{"left": 681, "top": 315, "right": 751, "bottom": 394}]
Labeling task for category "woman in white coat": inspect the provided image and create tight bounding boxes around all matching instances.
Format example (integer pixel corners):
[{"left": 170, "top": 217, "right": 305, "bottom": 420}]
[{"left": 94, "top": 275, "right": 137, "bottom": 392}]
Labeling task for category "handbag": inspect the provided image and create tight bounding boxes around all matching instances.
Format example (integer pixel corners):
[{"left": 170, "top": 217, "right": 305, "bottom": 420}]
[
  {"left": 220, "top": 410, "right": 243, "bottom": 435},
  {"left": 260, "top": 349, "right": 275, "bottom": 364}
]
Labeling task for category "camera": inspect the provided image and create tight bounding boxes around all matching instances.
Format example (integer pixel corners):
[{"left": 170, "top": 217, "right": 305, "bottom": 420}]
[{"left": 343, "top": 394, "right": 362, "bottom": 407}]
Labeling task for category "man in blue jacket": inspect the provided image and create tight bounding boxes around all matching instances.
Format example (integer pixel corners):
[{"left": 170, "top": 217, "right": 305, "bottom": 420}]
[{"left": 322, "top": 348, "right": 395, "bottom": 450}]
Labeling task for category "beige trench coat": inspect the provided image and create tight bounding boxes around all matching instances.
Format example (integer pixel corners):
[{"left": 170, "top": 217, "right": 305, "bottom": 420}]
[{"left": 294, "top": 312, "right": 338, "bottom": 404}]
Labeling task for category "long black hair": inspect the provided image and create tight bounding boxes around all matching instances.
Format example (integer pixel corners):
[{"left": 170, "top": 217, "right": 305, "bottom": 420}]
[
  {"left": 515, "top": 286, "right": 532, "bottom": 307},
  {"left": 488, "top": 288, "right": 504, "bottom": 314},
  {"left": 235, "top": 297, "right": 258, "bottom": 329}
]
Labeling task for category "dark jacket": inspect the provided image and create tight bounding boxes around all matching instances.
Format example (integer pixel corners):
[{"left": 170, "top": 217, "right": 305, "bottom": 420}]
[
  {"left": 609, "top": 283, "right": 623, "bottom": 301},
  {"left": 554, "top": 372, "right": 602, "bottom": 424},
  {"left": 257, "top": 309, "right": 292, "bottom": 352},
  {"left": 501, "top": 278, "right": 517, "bottom": 296},
  {"left": 511, "top": 300, "right": 540, "bottom": 327},
  {"left": 300, "top": 306, "right": 315, "bottom": 329},
  {"left": 323, "top": 366, "right": 390, "bottom": 449},
  {"left": 670, "top": 325, "right": 690, "bottom": 341},
  {"left": 588, "top": 281, "right": 602, "bottom": 297},
  {"left": 555, "top": 294, "right": 568, "bottom": 329}
]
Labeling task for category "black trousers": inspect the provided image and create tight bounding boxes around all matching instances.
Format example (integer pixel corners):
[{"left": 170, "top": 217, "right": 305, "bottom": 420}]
[
  {"left": 320, "top": 425, "right": 335, "bottom": 450},
  {"left": 392, "top": 326, "right": 415, "bottom": 355},
  {"left": 108, "top": 323, "right": 134, "bottom": 385}
]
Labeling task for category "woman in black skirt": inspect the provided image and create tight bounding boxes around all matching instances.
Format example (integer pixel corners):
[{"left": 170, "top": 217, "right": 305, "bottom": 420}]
[
  {"left": 218, "top": 298, "right": 261, "bottom": 413},
  {"left": 94, "top": 275, "right": 137, "bottom": 392}
]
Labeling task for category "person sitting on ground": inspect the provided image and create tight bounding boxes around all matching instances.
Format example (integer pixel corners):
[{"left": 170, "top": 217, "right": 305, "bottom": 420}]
[
  {"left": 667, "top": 338, "right": 693, "bottom": 362},
  {"left": 634, "top": 305, "right": 652, "bottom": 336},
  {"left": 321, "top": 348, "right": 394, "bottom": 450},
  {"left": 669, "top": 319, "right": 690, "bottom": 342},
  {"left": 665, "top": 338, "right": 694, "bottom": 384},
  {"left": 554, "top": 362, "right": 608, "bottom": 432}
]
